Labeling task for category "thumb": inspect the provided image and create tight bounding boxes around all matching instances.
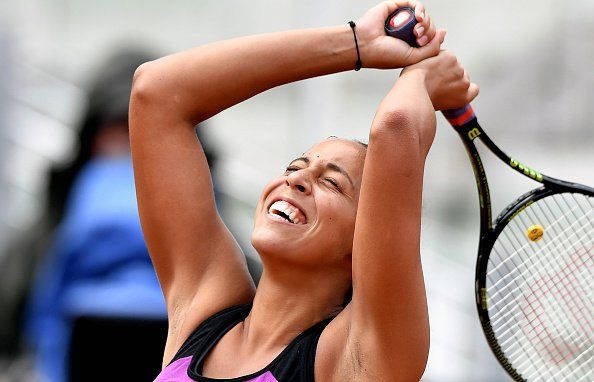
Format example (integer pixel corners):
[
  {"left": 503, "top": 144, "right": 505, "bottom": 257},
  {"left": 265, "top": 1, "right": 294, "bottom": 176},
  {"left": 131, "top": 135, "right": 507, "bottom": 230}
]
[{"left": 408, "top": 29, "right": 446, "bottom": 63}]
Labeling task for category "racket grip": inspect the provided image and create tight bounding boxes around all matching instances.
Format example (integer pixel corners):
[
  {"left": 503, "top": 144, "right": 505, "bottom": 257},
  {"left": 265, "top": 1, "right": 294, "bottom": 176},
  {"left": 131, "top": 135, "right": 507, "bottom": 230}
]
[
  {"left": 384, "top": 8, "right": 419, "bottom": 48},
  {"left": 442, "top": 105, "right": 476, "bottom": 127},
  {"left": 384, "top": 8, "right": 475, "bottom": 127}
]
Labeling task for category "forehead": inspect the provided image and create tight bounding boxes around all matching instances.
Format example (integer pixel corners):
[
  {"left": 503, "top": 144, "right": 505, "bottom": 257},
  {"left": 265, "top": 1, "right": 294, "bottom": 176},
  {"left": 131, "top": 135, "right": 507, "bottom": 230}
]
[{"left": 303, "top": 139, "right": 365, "bottom": 175}]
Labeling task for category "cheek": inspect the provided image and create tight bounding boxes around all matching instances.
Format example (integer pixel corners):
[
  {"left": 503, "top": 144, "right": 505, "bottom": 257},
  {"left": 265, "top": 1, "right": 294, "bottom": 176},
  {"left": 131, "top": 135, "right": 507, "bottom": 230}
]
[{"left": 317, "top": 196, "right": 357, "bottom": 235}]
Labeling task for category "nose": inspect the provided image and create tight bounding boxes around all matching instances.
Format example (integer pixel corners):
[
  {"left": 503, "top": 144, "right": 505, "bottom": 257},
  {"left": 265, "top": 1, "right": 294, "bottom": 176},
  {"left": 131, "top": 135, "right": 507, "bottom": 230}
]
[{"left": 285, "top": 170, "right": 311, "bottom": 194}]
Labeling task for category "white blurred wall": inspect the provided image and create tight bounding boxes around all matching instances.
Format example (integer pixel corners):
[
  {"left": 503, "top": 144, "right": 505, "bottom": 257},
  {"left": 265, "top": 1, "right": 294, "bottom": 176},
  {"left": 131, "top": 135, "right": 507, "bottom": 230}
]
[{"left": 0, "top": 1, "right": 592, "bottom": 380}]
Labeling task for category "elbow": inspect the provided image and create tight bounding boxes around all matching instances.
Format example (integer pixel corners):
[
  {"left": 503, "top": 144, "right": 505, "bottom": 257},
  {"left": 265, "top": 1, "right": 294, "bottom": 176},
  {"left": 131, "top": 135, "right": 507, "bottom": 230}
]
[
  {"left": 369, "top": 106, "right": 435, "bottom": 157},
  {"left": 370, "top": 108, "right": 418, "bottom": 139},
  {"left": 130, "top": 61, "right": 159, "bottom": 105},
  {"left": 369, "top": 108, "right": 421, "bottom": 148},
  {"left": 130, "top": 60, "right": 202, "bottom": 125}
]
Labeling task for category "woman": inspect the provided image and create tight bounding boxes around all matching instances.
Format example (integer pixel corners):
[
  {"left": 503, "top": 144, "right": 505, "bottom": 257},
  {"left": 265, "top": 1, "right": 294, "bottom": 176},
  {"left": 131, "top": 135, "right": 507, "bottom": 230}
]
[{"left": 129, "top": 1, "right": 478, "bottom": 380}]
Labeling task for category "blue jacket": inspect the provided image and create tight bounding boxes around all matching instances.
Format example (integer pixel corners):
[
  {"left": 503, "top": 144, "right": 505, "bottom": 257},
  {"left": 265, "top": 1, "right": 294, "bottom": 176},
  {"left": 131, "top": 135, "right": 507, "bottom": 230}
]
[{"left": 25, "top": 157, "right": 166, "bottom": 382}]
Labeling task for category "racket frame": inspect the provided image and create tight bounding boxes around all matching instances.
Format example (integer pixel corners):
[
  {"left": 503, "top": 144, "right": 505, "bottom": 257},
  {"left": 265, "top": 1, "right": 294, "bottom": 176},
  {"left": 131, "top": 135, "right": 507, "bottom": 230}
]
[
  {"left": 382, "top": 7, "right": 593, "bottom": 379},
  {"left": 451, "top": 111, "right": 594, "bottom": 381}
]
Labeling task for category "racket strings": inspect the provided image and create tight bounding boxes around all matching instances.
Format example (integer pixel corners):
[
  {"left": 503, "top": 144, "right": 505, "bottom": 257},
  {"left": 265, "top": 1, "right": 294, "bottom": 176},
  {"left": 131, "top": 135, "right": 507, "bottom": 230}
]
[
  {"left": 490, "top": 194, "right": 593, "bottom": 380},
  {"left": 516, "top": 200, "right": 592, "bottom": 378},
  {"left": 489, "top": 210, "right": 592, "bottom": 320},
  {"left": 484, "top": 192, "right": 593, "bottom": 381},
  {"left": 488, "top": 198, "right": 592, "bottom": 304},
  {"left": 487, "top": 201, "right": 590, "bottom": 285},
  {"left": 491, "top": 234, "right": 591, "bottom": 378},
  {"left": 490, "top": 217, "right": 588, "bottom": 334},
  {"left": 487, "top": 212, "right": 591, "bottom": 325},
  {"left": 510, "top": 210, "right": 593, "bottom": 381},
  {"left": 490, "top": 214, "right": 591, "bottom": 379},
  {"left": 494, "top": 195, "right": 592, "bottom": 369}
]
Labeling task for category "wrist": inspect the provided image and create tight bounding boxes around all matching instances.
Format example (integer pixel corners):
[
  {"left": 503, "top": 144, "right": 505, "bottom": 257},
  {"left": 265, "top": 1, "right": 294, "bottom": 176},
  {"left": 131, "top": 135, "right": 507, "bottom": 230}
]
[
  {"left": 347, "top": 21, "right": 362, "bottom": 71},
  {"left": 272, "top": 25, "right": 364, "bottom": 76},
  {"left": 400, "top": 67, "right": 428, "bottom": 90}
]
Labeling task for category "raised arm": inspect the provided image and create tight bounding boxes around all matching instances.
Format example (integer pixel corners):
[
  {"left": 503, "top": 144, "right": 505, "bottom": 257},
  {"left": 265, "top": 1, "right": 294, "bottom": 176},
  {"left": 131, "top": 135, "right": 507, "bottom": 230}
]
[
  {"left": 340, "top": 51, "right": 479, "bottom": 380},
  {"left": 129, "top": 0, "right": 441, "bottom": 364}
]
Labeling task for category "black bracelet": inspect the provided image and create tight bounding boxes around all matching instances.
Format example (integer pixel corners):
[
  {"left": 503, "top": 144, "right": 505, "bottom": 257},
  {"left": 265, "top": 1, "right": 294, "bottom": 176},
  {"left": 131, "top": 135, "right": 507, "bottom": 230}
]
[{"left": 348, "top": 21, "right": 362, "bottom": 71}]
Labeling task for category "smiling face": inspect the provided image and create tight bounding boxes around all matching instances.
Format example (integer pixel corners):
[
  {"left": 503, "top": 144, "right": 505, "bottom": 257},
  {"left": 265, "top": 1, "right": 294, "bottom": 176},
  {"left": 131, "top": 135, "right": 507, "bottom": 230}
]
[{"left": 252, "top": 138, "right": 366, "bottom": 272}]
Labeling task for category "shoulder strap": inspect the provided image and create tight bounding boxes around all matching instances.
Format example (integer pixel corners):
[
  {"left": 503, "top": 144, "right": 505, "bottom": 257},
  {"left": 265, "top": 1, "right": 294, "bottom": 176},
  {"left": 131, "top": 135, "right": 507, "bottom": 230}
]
[
  {"left": 169, "top": 304, "right": 251, "bottom": 365},
  {"left": 303, "top": 318, "right": 333, "bottom": 382},
  {"left": 266, "top": 317, "right": 333, "bottom": 382}
]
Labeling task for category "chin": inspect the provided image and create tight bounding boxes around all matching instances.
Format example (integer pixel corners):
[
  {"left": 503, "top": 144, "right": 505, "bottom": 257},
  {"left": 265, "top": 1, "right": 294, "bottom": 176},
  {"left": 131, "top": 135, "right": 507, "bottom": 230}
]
[
  {"left": 252, "top": 226, "right": 295, "bottom": 257},
  {"left": 251, "top": 227, "right": 317, "bottom": 270}
]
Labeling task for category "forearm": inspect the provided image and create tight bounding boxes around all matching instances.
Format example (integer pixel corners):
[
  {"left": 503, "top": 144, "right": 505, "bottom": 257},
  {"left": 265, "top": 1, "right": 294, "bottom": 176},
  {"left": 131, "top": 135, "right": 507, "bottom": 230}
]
[
  {"left": 348, "top": 70, "right": 433, "bottom": 376},
  {"left": 132, "top": 25, "right": 358, "bottom": 124}
]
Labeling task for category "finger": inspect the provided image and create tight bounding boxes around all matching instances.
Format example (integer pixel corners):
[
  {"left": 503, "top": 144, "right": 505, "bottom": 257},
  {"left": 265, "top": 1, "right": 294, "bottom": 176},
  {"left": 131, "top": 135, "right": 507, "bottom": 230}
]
[
  {"left": 384, "top": 1, "right": 418, "bottom": 14},
  {"left": 413, "top": 2, "right": 425, "bottom": 22},
  {"left": 416, "top": 14, "right": 432, "bottom": 45},
  {"left": 392, "top": 1, "right": 425, "bottom": 23},
  {"left": 408, "top": 28, "right": 445, "bottom": 63},
  {"left": 463, "top": 68, "right": 469, "bottom": 79},
  {"left": 419, "top": 15, "right": 436, "bottom": 46},
  {"left": 462, "top": 69, "right": 471, "bottom": 88},
  {"left": 414, "top": 22, "right": 425, "bottom": 38},
  {"left": 466, "top": 83, "right": 479, "bottom": 103},
  {"left": 415, "top": 12, "right": 430, "bottom": 35}
]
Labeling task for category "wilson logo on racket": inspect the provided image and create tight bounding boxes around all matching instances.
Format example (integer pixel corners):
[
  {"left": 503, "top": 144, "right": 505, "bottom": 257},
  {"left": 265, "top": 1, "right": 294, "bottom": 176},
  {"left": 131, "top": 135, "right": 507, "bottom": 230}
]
[
  {"left": 510, "top": 158, "right": 543, "bottom": 181},
  {"left": 467, "top": 127, "right": 481, "bottom": 140}
]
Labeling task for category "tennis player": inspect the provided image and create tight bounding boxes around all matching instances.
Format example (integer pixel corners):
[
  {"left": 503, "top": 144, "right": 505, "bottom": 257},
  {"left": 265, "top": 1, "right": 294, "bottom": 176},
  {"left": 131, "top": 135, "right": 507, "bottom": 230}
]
[{"left": 130, "top": 1, "right": 478, "bottom": 380}]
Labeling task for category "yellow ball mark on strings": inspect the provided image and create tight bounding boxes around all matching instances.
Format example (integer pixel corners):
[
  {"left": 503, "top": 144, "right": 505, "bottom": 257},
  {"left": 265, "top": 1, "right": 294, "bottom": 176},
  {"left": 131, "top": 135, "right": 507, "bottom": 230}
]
[{"left": 527, "top": 224, "right": 544, "bottom": 242}]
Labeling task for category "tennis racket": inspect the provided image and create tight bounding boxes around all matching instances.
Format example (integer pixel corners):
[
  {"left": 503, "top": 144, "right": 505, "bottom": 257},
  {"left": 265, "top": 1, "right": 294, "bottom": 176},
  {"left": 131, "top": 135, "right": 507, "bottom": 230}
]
[{"left": 386, "top": 8, "right": 593, "bottom": 381}]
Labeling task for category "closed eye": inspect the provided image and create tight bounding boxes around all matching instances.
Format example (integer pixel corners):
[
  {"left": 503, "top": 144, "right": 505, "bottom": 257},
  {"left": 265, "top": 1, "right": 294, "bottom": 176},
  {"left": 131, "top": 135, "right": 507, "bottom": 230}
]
[
  {"left": 325, "top": 178, "right": 341, "bottom": 191},
  {"left": 285, "top": 165, "right": 342, "bottom": 192}
]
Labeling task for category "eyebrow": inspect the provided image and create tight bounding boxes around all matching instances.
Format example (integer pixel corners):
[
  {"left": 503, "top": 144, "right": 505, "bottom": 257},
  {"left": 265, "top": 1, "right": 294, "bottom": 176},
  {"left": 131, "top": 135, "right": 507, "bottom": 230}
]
[{"left": 288, "top": 156, "right": 354, "bottom": 189}]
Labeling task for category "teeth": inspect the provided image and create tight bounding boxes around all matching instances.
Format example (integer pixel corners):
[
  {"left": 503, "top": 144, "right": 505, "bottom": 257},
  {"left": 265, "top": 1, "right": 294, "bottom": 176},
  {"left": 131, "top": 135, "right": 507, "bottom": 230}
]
[{"left": 268, "top": 200, "right": 305, "bottom": 224}]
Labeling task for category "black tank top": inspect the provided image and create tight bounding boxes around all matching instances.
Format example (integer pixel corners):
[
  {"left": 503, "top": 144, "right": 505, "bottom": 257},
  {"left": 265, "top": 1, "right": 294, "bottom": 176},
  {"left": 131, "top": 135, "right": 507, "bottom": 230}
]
[{"left": 154, "top": 304, "right": 332, "bottom": 382}]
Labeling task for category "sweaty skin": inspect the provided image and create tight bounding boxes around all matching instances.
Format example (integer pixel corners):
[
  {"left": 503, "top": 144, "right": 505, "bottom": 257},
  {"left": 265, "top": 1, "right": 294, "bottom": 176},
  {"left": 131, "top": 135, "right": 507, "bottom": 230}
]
[{"left": 129, "top": 1, "right": 477, "bottom": 380}]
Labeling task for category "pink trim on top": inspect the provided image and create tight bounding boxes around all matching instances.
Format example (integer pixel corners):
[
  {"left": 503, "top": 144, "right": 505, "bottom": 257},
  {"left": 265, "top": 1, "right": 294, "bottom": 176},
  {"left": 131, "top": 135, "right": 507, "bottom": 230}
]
[
  {"left": 154, "top": 357, "right": 279, "bottom": 382},
  {"left": 154, "top": 356, "right": 194, "bottom": 382}
]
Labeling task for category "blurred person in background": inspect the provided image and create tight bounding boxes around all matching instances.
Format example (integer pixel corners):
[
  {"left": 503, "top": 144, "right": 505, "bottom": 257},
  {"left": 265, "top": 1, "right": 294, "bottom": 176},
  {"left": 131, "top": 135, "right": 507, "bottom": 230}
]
[
  {"left": 20, "top": 46, "right": 262, "bottom": 382},
  {"left": 130, "top": 1, "right": 477, "bottom": 381},
  {"left": 23, "top": 48, "right": 180, "bottom": 382}
]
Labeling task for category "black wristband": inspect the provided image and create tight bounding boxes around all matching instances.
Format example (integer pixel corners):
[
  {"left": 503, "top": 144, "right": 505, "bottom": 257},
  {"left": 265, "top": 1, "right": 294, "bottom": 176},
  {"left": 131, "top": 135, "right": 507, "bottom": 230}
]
[{"left": 348, "top": 21, "right": 362, "bottom": 71}]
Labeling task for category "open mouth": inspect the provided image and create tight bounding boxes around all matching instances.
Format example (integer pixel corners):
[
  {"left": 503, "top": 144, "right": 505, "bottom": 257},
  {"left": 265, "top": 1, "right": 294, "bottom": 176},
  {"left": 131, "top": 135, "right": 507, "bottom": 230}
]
[{"left": 268, "top": 199, "right": 306, "bottom": 225}]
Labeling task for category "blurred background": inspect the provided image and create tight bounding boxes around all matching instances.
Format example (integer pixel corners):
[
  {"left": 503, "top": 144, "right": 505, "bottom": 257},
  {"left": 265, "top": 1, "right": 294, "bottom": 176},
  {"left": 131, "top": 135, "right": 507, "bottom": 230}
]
[{"left": 0, "top": 0, "right": 592, "bottom": 381}]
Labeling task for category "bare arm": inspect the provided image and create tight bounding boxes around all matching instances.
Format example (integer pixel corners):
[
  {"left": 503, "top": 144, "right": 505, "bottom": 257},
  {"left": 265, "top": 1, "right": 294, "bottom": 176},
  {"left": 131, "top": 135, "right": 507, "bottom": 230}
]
[
  {"left": 130, "top": 25, "right": 362, "bottom": 289},
  {"left": 338, "top": 50, "right": 479, "bottom": 380},
  {"left": 129, "top": 0, "right": 441, "bottom": 366}
]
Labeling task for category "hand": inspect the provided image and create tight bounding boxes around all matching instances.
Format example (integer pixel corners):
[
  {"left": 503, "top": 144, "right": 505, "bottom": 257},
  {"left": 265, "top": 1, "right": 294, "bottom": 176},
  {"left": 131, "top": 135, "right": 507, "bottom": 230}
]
[
  {"left": 356, "top": 1, "right": 446, "bottom": 69},
  {"left": 401, "top": 50, "right": 479, "bottom": 110}
]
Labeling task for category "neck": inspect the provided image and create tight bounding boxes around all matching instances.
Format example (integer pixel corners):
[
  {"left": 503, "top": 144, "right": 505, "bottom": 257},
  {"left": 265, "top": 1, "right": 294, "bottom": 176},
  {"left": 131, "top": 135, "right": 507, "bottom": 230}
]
[{"left": 239, "top": 267, "right": 345, "bottom": 354}]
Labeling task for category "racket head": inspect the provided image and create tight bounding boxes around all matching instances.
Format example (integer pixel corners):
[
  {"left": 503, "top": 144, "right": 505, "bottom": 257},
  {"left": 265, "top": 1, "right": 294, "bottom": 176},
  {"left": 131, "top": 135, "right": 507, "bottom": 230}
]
[{"left": 476, "top": 184, "right": 594, "bottom": 381}]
